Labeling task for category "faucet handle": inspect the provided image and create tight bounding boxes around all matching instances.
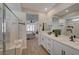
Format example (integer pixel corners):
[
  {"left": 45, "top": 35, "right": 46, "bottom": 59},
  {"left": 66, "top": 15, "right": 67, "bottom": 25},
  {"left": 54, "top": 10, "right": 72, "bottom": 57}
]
[
  {"left": 70, "top": 35, "right": 74, "bottom": 42},
  {"left": 74, "top": 35, "right": 76, "bottom": 38}
]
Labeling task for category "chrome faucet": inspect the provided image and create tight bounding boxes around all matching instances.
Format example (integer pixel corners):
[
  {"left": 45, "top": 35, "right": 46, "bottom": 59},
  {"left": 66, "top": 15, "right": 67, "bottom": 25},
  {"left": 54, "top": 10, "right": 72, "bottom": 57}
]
[{"left": 70, "top": 35, "right": 76, "bottom": 42}]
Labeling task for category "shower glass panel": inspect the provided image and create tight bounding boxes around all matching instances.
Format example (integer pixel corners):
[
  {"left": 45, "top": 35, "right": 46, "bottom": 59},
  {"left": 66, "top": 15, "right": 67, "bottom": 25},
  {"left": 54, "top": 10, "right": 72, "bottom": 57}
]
[
  {"left": 0, "top": 3, "right": 19, "bottom": 55},
  {"left": 0, "top": 4, "right": 3, "bottom": 55},
  {"left": 4, "top": 4, "right": 18, "bottom": 55}
]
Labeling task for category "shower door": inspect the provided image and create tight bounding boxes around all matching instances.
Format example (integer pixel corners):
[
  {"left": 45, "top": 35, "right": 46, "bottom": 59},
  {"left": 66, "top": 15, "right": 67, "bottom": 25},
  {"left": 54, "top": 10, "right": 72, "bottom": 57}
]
[
  {"left": 4, "top": 4, "right": 19, "bottom": 55},
  {"left": 0, "top": 3, "right": 19, "bottom": 55}
]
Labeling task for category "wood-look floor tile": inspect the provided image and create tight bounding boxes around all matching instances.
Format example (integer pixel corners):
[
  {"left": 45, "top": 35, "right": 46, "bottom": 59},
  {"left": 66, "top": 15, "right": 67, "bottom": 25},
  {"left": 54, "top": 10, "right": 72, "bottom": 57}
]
[{"left": 22, "top": 38, "right": 48, "bottom": 55}]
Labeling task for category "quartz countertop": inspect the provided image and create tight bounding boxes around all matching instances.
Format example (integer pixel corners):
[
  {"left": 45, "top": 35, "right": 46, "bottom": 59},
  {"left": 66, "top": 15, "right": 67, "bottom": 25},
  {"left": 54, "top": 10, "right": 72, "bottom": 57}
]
[{"left": 41, "top": 31, "right": 79, "bottom": 50}]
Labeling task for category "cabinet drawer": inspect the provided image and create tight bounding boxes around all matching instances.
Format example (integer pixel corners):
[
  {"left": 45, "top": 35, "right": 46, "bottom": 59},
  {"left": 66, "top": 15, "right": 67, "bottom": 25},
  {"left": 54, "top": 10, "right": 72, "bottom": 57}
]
[
  {"left": 60, "top": 44, "right": 71, "bottom": 55},
  {"left": 41, "top": 37, "right": 48, "bottom": 49},
  {"left": 46, "top": 42, "right": 52, "bottom": 50}
]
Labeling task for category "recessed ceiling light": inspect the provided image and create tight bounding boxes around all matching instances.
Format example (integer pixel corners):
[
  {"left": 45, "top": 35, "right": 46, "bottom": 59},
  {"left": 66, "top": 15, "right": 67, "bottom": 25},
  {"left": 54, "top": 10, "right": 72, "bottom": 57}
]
[
  {"left": 65, "top": 10, "right": 69, "bottom": 12},
  {"left": 45, "top": 8, "right": 47, "bottom": 11}
]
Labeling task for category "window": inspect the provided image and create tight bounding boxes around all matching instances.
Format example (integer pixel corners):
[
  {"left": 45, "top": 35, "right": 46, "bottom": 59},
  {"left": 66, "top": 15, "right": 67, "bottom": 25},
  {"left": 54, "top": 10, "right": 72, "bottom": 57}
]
[{"left": 26, "top": 24, "right": 35, "bottom": 31}]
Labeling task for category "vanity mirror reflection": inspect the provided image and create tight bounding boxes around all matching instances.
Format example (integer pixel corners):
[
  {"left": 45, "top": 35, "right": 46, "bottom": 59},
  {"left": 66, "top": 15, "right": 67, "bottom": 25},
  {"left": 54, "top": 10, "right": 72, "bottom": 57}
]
[
  {"left": 65, "top": 18, "right": 79, "bottom": 38},
  {"left": 54, "top": 3, "right": 79, "bottom": 40}
]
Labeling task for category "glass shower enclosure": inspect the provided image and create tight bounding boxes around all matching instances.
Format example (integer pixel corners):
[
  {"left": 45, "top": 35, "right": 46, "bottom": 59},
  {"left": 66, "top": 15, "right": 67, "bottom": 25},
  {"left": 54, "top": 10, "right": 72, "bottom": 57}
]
[{"left": 0, "top": 3, "right": 19, "bottom": 55}]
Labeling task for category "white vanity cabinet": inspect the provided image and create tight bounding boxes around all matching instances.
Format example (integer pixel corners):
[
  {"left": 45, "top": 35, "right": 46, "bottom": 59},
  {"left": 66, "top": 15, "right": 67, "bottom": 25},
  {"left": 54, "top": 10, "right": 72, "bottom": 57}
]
[
  {"left": 39, "top": 32, "right": 79, "bottom": 55},
  {"left": 53, "top": 40, "right": 79, "bottom": 55},
  {"left": 38, "top": 33, "right": 43, "bottom": 45},
  {"left": 53, "top": 41, "right": 72, "bottom": 55},
  {"left": 39, "top": 34, "right": 53, "bottom": 54}
]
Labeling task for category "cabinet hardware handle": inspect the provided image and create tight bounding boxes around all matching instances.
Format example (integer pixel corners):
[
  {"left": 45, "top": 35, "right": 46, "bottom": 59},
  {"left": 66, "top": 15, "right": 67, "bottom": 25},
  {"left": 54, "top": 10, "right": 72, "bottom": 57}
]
[
  {"left": 61, "top": 50, "right": 65, "bottom": 55},
  {"left": 63, "top": 51, "right": 65, "bottom": 55}
]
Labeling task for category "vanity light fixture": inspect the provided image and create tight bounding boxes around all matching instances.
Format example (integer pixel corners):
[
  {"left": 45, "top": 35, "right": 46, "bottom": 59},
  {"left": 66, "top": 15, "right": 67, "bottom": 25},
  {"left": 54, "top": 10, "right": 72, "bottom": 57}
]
[{"left": 72, "top": 18, "right": 79, "bottom": 21}]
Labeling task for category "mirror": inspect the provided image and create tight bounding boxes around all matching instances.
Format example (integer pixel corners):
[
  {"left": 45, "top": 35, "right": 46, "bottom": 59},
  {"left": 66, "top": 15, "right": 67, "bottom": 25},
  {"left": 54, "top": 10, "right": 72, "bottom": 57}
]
[
  {"left": 54, "top": 3, "right": 79, "bottom": 38},
  {"left": 65, "top": 17, "right": 79, "bottom": 38}
]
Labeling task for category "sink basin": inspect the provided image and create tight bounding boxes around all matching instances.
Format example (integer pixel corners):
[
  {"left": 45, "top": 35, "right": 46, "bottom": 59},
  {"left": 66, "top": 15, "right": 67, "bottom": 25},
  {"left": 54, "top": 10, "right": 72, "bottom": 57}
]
[{"left": 58, "top": 35, "right": 79, "bottom": 43}]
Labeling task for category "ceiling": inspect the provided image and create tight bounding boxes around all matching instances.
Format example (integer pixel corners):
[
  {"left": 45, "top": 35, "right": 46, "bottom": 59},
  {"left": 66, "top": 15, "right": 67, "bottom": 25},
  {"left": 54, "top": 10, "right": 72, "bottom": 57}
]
[
  {"left": 21, "top": 3, "right": 59, "bottom": 13},
  {"left": 55, "top": 3, "right": 79, "bottom": 17}
]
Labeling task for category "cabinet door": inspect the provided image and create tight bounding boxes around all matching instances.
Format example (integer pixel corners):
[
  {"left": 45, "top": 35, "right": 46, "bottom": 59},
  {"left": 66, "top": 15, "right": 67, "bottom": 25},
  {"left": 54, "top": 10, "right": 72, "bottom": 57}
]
[
  {"left": 43, "top": 36, "right": 48, "bottom": 49},
  {"left": 38, "top": 33, "right": 41, "bottom": 45},
  {"left": 61, "top": 44, "right": 79, "bottom": 55},
  {"left": 38, "top": 34, "right": 44, "bottom": 45},
  {"left": 53, "top": 41, "right": 63, "bottom": 55},
  {"left": 45, "top": 37, "right": 53, "bottom": 54},
  {"left": 53, "top": 41, "right": 72, "bottom": 55},
  {"left": 41, "top": 35, "right": 46, "bottom": 48},
  {"left": 46, "top": 38, "right": 52, "bottom": 48},
  {"left": 62, "top": 45, "right": 72, "bottom": 55}
]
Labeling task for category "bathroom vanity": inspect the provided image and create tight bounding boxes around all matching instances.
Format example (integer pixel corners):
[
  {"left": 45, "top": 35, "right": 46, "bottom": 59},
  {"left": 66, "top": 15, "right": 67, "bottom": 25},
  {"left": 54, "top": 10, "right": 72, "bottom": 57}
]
[{"left": 39, "top": 31, "right": 79, "bottom": 55}]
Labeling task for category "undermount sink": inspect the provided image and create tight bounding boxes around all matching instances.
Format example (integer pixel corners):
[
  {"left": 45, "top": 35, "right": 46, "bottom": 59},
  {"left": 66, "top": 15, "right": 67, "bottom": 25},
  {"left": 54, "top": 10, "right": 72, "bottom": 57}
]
[
  {"left": 58, "top": 35, "right": 79, "bottom": 43},
  {"left": 67, "top": 38, "right": 79, "bottom": 45}
]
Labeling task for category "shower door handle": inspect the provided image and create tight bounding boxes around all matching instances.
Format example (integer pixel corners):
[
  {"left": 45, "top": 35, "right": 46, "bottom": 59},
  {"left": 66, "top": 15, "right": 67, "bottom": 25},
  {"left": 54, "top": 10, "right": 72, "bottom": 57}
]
[
  {"left": 2, "top": 22, "right": 6, "bottom": 33},
  {"left": 2, "top": 23, "right": 3, "bottom": 32}
]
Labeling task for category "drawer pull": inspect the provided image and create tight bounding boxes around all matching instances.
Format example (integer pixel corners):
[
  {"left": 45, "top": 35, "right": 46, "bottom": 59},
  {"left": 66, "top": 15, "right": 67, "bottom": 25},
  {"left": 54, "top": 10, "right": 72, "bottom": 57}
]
[{"left": 61, "top": 50, "right": 66, "bottom": 55}]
